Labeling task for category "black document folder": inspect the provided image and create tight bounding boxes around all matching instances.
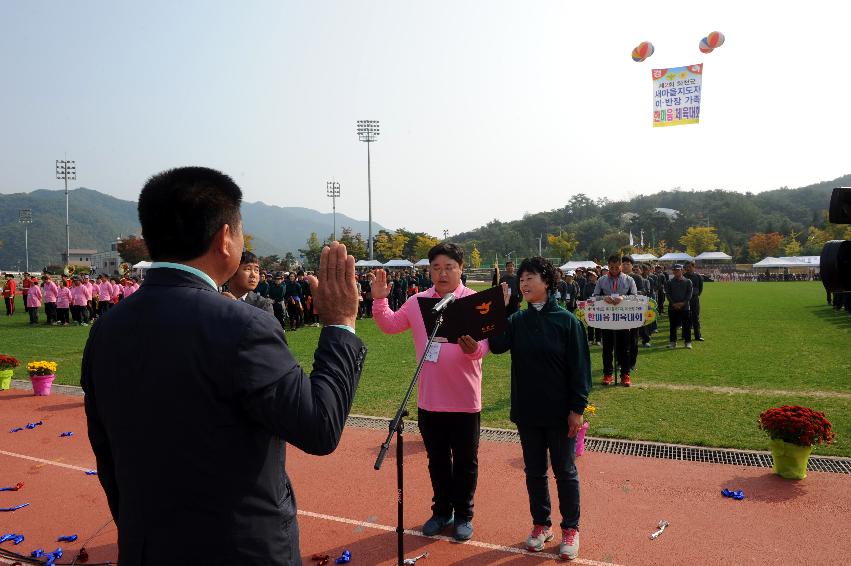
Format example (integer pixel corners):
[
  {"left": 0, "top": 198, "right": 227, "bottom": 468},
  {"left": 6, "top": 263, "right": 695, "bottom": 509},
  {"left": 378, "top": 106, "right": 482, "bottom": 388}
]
[{"left": 417, "top": 285, "right": 508, "bottom": 343}]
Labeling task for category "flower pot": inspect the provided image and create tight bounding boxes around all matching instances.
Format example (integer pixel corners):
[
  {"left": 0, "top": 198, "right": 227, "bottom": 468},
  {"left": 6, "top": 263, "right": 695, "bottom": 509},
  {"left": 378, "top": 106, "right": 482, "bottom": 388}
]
[
  {"left": 769, "top": 438, "right": 812, "bottom": 480},
  {"left": 29, "top": 374, "right": 56, "bottom": 396},
  {"left": 575, "top": 421, "right": 591, "bottom": 456},
  {"left": 0, "top": 369, "right": 13, "bottom": 390}
]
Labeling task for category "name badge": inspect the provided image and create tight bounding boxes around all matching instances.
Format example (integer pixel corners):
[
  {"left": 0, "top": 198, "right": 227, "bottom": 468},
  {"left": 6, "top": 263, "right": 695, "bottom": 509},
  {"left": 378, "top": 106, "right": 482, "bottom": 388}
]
[
  {"left": 565, "top": 293, "right": 571, "bottom": 300},
  {"left": 425, "top": 342, "right": 441, "bottom": 363}
]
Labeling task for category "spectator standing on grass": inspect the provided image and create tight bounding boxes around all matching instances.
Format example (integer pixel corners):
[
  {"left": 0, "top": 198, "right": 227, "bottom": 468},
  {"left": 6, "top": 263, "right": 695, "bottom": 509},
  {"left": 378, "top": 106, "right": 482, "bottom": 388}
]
[
  {"left": 268, "top": 272, "right": 288, "bottom": 331},
  {"left": 489, "top": 257, "right": 590, "bottom": 561},
  {"left": 654, "top": 264, "right": 667, "bottom": 315},
  {"left": 500, "top": 260, "right": 523, "bottom": 316},
  {"left": 81, "top": 166, "right": 366, "bottom": 565},
  {"left": 562, "top": 270, "right": 580, "bottom": 313},
  {"left": 4, "top": 273, "right": 16, "bottom": 316},
  {"left": 26, "top": 275, "right": 42, "bottom": 324},
  {"left": 371, "top": 242, "right": 489, "bottom": 543},
  {"left": 665, "top": 264, "right": 693, "bottom": 349},
  {"left": 21, "top": 272, "right": 31, "bottom": 306},
  {"left": 84, "top": 274, "right": 98, "bottom": 321},
  {"left": 683, "top": 261, "right": 704, "bottom": 341},
  {"left": 56, "top": 280, "right": 71, "bottom": 326},
  {"left": 621, "top": 256, "right": 644, "bottom": 373},
  {"left": 592, "top": 255, "right": 637, "bottom": 386},
  {"left": 70, "top": 276, "right": 91, "bottom": 326},
  {"left": 42, "top": 274, "right": 59, "bottom": 325},
  {"left": 284, "top": 272, "right": 304, "bottom": 330},
  {"left": 580, "top": 270, "right": 601, "bottom": 345}
]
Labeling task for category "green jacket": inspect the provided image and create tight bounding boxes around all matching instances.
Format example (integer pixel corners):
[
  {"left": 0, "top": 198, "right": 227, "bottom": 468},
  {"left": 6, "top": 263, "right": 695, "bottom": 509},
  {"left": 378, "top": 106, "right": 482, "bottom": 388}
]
[{"left": 489, "top": 295, "right": 591, "bottom": 426}]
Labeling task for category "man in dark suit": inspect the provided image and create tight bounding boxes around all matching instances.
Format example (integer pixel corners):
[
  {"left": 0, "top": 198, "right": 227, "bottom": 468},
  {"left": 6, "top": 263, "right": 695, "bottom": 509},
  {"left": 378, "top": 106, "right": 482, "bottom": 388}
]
[{"left": 81, "top": 166, "right": 366, "bottom": 566}]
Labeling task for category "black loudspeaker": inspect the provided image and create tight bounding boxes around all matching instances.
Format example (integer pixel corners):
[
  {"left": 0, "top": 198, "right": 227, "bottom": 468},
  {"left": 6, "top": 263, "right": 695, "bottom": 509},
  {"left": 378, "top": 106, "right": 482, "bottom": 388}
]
[{"left": 821, "top": 187, "right": 851, "bottom": 292}]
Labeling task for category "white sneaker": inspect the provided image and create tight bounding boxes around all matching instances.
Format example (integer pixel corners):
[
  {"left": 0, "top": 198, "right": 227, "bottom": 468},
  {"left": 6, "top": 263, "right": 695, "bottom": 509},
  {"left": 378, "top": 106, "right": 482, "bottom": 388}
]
[
  {"left": 560, "top": 528, "right": 579, "bottom": 560},
  {"left": 526, "top": 524, "right": 553, "bottom": 552},
  {"left": 685, "top": 342, "right": 693, "bottom": 349},
  {"left": 668, "top": 342, "right": 676, "bottom": 349}
]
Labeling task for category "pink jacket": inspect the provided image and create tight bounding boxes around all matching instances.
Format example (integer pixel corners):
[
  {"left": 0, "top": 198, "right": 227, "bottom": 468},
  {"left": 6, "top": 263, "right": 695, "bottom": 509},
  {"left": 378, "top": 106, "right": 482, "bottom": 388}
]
[
  {"left": 124, "top": 282, "right": 138, "bottom": 297},
  {"left": 56, "top": 287, "right": 72, "bottom": 309},
  {"left": 43, "top": 280, "right": 59, "bottom": 303},
  {"left": 97, "top": 282, "right": 112, "bottom": 302},
  {"left": 71, "top": 285, "right": 91, "bottom": 307},
  {"left": 373, "top": 284, "right": 489, "bottom": 412},
  {"left": 26, "top": 284, "right": 43, "bottom": 308}
]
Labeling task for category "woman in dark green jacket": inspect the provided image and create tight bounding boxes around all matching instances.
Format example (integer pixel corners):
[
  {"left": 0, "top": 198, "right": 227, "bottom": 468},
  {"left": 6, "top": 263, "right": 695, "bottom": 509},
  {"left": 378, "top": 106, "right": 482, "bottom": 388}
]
[{"left": 490, "top": 256, "right": 591, "bottom": 561}]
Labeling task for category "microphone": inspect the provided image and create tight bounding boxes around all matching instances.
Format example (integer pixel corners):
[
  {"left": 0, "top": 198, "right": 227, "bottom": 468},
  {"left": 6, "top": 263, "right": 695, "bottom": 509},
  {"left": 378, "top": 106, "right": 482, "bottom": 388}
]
[{"left": 432, "top": 292, "right": 456, "bottom": 313}]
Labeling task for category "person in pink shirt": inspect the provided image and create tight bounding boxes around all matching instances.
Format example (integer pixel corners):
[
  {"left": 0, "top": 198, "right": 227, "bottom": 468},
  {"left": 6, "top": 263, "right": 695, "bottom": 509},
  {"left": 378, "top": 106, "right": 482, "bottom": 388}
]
[
  {"left": 71, "top": 276, "right": 92, "bottom": 326},
  {"left": 371, "top": 242, "right": 489, "bottom": 542},
  {"left": 110, "top": 276, "right": 122, "bottom": 304},
  {"left": 26, "top": 276, "right": 43, "bottom": 324},
  {"left": 97, "top": 274, "right": 113, "bottom": 317},
  {"left": 56, "top": 282, "right": 72, "bottom": 326},
  {"left": 83, "top": 275, "right": 97, "bottom": 320},
  {"left": 41, "top": 274, "right": 60, "bottom": 325}
]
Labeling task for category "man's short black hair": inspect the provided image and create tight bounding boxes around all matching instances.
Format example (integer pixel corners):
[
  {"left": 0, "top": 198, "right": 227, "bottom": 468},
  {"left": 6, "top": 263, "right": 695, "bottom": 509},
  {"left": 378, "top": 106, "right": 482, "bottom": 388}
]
[
  {"left": 138, "top": 166, "right": 242, "bottom": 261},
  {"left": 621, "top": 255, "right": 634, "bottom": 264},
  {"left": 240, "top": 250, "right": 259, "bottom": 265},
  {"left": 607, "top": 254, "right": 622, "bottom": 264},
  {"left": 428, "top": 242, "right": 464, "bottom": 265},
  {"left": 505, "top": 260, "right": 514, "bottom": 267},
  {"left": 517, "top": 256, "right": 557, "bottom": 291}
]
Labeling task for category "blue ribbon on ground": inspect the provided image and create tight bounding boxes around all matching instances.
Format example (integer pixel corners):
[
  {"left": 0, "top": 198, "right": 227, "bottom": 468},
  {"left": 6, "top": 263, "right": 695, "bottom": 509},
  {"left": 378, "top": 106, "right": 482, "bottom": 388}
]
[
  {"left": 335, "top": 550, "right": 352, "bottom": 564},
  {"left": 60, "top": 432, "right": 74, "bottom": 437},
  {"left": 0, "top": 503, "right": 29, "bottom": 512},
  {"left": 58, "top": 534, "right": 78, "bottom": 542},
  {"left": 85, "top": 470, "right": 98, "bottom": 475},
  {"left": 721, "top": 488, "right": 745, "bottom": 500}
]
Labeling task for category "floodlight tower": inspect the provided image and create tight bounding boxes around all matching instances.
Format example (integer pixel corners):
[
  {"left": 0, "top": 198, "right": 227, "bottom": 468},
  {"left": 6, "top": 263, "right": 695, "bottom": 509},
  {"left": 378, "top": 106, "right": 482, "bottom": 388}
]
[
  {"left": 56, "top": 159, "right": 77, "bottom": 266},
  {"left": 19, "top": 209, "right": 33, "bottom": 272},
  {"left": 356, "top": 120, "right": 379, "bottom": 260},
  {"left": 327, "top": 181, "right": 341, "bottom": 241}
]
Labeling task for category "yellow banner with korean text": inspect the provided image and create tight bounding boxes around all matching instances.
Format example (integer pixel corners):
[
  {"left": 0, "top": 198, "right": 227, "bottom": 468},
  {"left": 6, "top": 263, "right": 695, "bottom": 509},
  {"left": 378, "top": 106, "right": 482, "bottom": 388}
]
[
  {"left": 575, "top": 295, "right": 656, "bottom": 329},
  {"left": 653, "top": 64, "right": 702, "bottom": 127}
]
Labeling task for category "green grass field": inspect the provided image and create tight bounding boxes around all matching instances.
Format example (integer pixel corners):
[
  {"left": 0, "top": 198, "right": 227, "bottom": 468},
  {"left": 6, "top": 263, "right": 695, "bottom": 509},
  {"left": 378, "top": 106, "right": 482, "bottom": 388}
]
[{"left": 1, "top": 282, "right": 849, "bottom": 456}]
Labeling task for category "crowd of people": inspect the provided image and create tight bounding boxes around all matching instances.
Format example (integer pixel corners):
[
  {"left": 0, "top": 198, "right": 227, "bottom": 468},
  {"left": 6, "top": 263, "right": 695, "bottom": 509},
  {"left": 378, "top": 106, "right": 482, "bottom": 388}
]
[{"left": 2, "top": 271, "right": 140, "bottom": 326}]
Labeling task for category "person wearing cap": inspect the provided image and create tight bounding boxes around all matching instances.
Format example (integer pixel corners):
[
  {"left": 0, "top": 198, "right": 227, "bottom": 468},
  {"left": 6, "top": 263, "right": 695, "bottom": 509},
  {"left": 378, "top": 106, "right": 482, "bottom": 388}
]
[
  {"left": 639, "top": 264, "right": 656, "bottom": 344},
  {"left": 268, "top": 271, "right": 288, "bottom": 330},
  {"left": 574, "top": 267, "right": 587, "bottom": 295},
  {"left": 256, "top": 272, "right": 270, "bottom": 298},
  {"left": 3, "top": 272, "right": 17, "bottom": 316},
  {"left": 665, "top": 264, "right": 694, "bottom": 349},
  {"left": 654, "top": 265, "right": 668, "bottom": 315},
  {"left": 284, "top": 272, "right": 304, "bottom": 330},
  {"left": 25, "top": 274, "right": 43, "bottom": 324},
  {"left": 683, "top": 261, "right": 704, "bottom": 341},
  {"left": 561, "top": 270, "right": 580, "bottom": 313},
  {"left": 592, "top": 254, "right": 637, "bottom": 386},
  {"left": 21, "top": 272, "right": 31, "bottom": 305}
]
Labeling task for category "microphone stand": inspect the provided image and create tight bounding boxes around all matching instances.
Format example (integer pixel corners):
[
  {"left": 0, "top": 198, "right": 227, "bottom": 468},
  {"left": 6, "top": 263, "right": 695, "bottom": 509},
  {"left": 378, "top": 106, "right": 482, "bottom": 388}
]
[{"left": 375, "top": 310, "right": 445, "bottom": 566}]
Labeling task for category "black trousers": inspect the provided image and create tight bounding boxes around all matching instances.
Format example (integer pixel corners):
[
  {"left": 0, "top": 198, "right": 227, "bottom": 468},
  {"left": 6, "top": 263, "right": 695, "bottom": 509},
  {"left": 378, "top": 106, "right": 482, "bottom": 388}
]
[
  {"left": 45, "top": 302, "right": 57, "bottom": 323},
  {"left": 668, "top": 307, "right": 691, "bottom": 343},
  {"left": 57, "top": 307, "right": 70, "bottom": 324},
  {"left": 4, "top": 297, "right": 14, "bottom": 316},
  {"left": 28, "top": 306, "right": 39, "bottom": 323},
  {"left": 628, "top": 327, "right": 640, "bottom": 370},
  {"left": 98, "top": 300, "right": 111, "bottom": 317},
  {"left": 417, "top": 409, "right": 480, "bottom": 522},
  {"left": 689, "top": 297, "right": 701, "bottom": 338},
  {"left": 272, "top": 301, "right": 287, "bottom": 330},
  {"left": 657, "top": 289, "right": 666, "bottom": 313},
  {"left": 587, "top": 326, "right": 601, "bottom": 343},
  {"left": 602, "top": 329, "right": 630, "bottom": 376},
  {"left": 517, "top": 421, "right": 580, "bottom": 530}
]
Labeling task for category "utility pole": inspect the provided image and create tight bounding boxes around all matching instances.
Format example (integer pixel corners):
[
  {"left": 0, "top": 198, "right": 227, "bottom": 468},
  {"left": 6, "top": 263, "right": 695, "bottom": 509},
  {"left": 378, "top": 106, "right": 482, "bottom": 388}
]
[
  {"left": 19, "top": 209, "right": 33, "bottom": 272},
  {"left": 56, "top": 159, "right": 77, "bottom": 266},
  {"left": 356, "top": 120, "right": 379, "bottom": 260}
]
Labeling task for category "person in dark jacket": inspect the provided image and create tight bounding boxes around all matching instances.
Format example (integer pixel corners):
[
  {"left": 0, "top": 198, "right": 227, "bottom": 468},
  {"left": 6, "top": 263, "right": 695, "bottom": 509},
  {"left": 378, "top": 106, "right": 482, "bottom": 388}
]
[
  {"left": 490, "top": 257, "right": 591, "bottom": 561},
  {"left": 224, "top": 250, "right": 286, "bottom": 344},
  {"left": 268, "top": 272, "right": 288, "bottom": 330},
  {"left": 499, "top": 261, "right": 523, "bottom": 316},
  {"left": 683, "top": 261, "right": 704, "bottom": 341},
  {"left": 665, "top": 264, "right": 694, "bottom": 348},
  {"left": 580, "top": 270, "right": 601, "bottom": 345},
  {"left": 81, "top": 166, "right": 366, "bottom": 566}
]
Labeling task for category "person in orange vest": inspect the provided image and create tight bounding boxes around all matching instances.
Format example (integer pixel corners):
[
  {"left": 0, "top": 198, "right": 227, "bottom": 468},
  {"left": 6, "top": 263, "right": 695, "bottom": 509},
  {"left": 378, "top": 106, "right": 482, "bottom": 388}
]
[
  {"left": 3, "top": 273, "right": 16, "bottom": 316},
  {"left": 21, "top": 272, "right": 32, "bottom": 306}
]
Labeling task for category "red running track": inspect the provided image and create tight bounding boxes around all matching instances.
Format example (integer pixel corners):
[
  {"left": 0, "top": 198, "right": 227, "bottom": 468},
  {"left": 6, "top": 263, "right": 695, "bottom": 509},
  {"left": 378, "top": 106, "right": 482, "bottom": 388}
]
[{"left": 1, "top": 389, "right": 850, "bottom": 565}]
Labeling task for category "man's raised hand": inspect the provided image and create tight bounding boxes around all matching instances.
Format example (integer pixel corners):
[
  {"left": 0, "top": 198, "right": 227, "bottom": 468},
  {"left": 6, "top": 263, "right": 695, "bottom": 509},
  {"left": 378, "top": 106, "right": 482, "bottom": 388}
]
[{"left": 307, "top": 242, "right": 359, "bottom": 328}]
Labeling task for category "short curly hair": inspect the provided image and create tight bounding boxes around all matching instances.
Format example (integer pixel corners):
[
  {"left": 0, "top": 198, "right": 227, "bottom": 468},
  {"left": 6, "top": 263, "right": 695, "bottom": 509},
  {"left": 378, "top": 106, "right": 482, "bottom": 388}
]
[{"left": 517, "top": 256, "right": 557, "bottom": 291}]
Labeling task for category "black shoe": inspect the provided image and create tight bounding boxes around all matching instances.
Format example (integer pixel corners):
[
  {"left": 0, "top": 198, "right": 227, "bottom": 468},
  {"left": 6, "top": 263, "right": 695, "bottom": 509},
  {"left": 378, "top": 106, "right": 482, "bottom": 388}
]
[{"left": 422, "top": 513, "right": 454, "bottom": 536}]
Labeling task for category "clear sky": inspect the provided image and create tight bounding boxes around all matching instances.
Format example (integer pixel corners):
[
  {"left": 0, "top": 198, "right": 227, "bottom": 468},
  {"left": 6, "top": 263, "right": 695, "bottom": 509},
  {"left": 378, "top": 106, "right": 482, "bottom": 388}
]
[{"left": 1, "top": 1, "right": 848, "bottom": 239}]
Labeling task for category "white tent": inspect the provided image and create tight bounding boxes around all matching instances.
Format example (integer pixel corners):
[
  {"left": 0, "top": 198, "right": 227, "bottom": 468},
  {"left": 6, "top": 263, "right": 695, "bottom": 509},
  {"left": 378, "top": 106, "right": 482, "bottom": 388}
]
[
  {"left": 559, "top": 260, "right": 599, "bottom": 271},
  {"left": 383, "top": 259, "right": 414, "bottom": 268},
  {"left": 658, "top": 252, "right": 695, "bottom": 262},
  {"left": 631, "top": 253, "right": 658, "bottom": 261},
  {"left": 414, "top": 258, "right": 430, "bottom": 266},
  {"left": 695, "top": 251, "right": 733, "bottom": 261},
  {"left": 132, "top": 261, "right": 152, "bottom": 269},
  {"left": 355, "top": 259, "right": 383, "bottom": 267},
  {"left": 753, "top": 256, "right": 820, "bottom": 269}
]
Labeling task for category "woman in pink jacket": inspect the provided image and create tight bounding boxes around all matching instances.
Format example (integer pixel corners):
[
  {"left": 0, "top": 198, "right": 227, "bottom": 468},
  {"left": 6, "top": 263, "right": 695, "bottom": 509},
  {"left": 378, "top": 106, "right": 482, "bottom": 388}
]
[
  {"left": 56, "top": 283, "right": 72, "bottom": 326},
  {"left": 41, "top": 275, "right": 59, "bottom": 324},
  {"left": 371, "top": 242, "right": 489, "bottom": 542},
  {"left": 26, "top": 276, "right": 43, "bottom": 324},
  {"left": 71, "top": 277, "right": 91, "bottom": 326}
]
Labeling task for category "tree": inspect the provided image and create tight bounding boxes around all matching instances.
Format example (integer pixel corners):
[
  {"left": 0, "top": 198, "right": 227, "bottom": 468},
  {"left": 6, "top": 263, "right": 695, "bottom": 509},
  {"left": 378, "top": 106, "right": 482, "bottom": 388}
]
[
  {"left": 243, "top": 233, "right": 254, "bottom": 252},
  {"left": 116, "top": 236, "right": 149, "bottom": 265},
  {"left": 283, "top": 252, "right": 297, "bottom": 271},
  {"left": 298, "top": 232, "right": 323, "bottom": 269},
  {"left": 784, "top": 238, "right": 802, "bottom": 256},
  {"left": 748, "top": 232, "right": 784, "bottom": 260},
  {"left": 470, "top": 245, "right": 482, "bottom": 268},
  {"left": 338, "top": 227, "right": 368, "bottom": 260},
  {"left": 413, "top": 234, "right": 440, "bottom": 259},
  {"left": 546, "top": 231, "right": 579, "bottom": 262},
  {"left": 374, "top": 230, "right": 408, "bottom": 261},
  {"left": 679, "top": 226, "right": 720, "bottom": 257},
  {"left": 257, "top": 254, "right": 280, "bottom": 271}
]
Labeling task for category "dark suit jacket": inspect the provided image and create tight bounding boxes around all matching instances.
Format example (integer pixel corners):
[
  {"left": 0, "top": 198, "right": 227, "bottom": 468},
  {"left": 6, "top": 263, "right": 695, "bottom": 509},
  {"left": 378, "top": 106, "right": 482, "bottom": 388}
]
[{"left": 81, "top": 268, "right": 366, "bottom": 566}]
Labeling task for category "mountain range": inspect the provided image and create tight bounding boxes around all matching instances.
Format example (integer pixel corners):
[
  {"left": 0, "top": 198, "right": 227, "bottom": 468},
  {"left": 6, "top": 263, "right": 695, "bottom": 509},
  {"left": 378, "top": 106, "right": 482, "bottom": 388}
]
[{"left": 0, "top": 188, "right": 382, "bottom": 270}]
